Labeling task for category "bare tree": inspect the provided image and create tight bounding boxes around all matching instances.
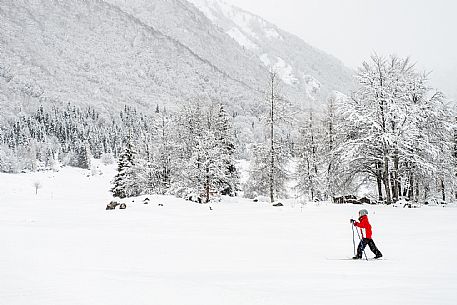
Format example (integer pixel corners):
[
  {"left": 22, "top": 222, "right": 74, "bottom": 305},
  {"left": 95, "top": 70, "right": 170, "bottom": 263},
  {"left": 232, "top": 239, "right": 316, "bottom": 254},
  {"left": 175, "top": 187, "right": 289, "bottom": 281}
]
[
  {"left": 250, "top": 71, "right": 291, "bottom": 203},
  {"left": 268, "top": 71, "right": 278, "bottom": 203},
  {"left": 33, "top": 181, "right": 42, "bottom": 195}
]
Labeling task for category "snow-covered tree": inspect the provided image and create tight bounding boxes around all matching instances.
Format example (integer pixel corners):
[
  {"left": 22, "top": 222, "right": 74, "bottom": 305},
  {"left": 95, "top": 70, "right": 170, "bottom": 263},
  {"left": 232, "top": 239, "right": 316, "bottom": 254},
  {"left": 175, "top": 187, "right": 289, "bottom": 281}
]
[
  {"left": 244, "top": 142, "right": 289, "bottom": 200},
  {"left": 334, "top": 54, "right": 456, "bottom": 203},
  {"left": 322, "top": 92, "right": 346, "bottom": 198},
  {"left": 151, "top": 109, "right": 174, "bottom": 194},
  {"left": 111, "top": 138, "right": 142, "bottom": 199},
  {"left": 171, "top": 100, "right": 239, "bottom": 201},
  {"left": 141, "top": 111, "right": 174, "bottom": 196},
  {"left": 187, "top": 129, "right": 226, "bottom": 202},
  {"left": 76, "top": 141, "right": 91, "bottom": 169},
  {"left": 214, "top": 104, "right": 239, "bottom": 196},
  {"left": 295, "top": 108, "right": 326, "bottom": 201},
  {"left": 246, "top": 71, "right": 291, "bottom": 202}
]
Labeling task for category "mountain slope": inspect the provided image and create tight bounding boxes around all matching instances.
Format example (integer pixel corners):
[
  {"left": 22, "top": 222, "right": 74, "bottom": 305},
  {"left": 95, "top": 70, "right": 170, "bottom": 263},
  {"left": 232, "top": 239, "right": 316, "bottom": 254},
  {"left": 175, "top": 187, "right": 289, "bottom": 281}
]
[
  {"left": 0, "top": 0, "right": 260, "bottom": 119},
  {"left": 0, "top": 0, "right": 355, "bottom": 127},
  {"left": 104, "top": 0, "right": 269, "bottom": 93},
  {"left": 189, "top": 0, "right": 355, "bottom": 102},
  {"left": 103, "top": 0, "right": 354, "bottom": 104}
]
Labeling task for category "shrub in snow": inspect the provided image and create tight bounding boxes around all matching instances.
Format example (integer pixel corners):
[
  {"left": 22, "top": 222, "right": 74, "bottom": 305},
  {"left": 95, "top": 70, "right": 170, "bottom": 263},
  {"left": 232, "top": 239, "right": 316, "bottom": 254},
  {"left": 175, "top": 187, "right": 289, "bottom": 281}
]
[
  {"left": 423, "top": 198, "right": 446, "bottom": 206},
  {"left": 90, "top": 166, "right": 98, "bottom": 176},
  {"left": 60, "top": 152, "right": 74, "bottom": 167},
  {"left": 332, "top": 195, "right": 361, "bottom": 204},
  {"left": 359, "top": 197, "right": 372, "bottom": 204},
  {"left": 169, "top": 186, "right": 189, "bottom": 199},
  {"left": 253, "top": 196, "right": 270, "bottom": 203},
  {"left": 101, "top": 153, "right": 115, "bottom": 165},
  {"left": 186, "top": 193, "right": 202, "bottom": 204}
]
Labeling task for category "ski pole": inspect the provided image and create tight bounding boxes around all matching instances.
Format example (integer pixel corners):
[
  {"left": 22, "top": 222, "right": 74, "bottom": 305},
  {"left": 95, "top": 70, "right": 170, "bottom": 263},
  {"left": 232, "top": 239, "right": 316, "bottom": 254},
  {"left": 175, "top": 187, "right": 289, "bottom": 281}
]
[
  {"left": 351, "top": 222, "right": 356, "bottom": 256},
  {"left": 354, "top": 223, "right": 368, "bottom": 261}
]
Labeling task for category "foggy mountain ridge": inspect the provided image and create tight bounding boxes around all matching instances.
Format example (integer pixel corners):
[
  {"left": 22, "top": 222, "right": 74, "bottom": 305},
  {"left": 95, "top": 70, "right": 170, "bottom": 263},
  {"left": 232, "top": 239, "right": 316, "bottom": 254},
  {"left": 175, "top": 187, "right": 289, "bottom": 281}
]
[{"left": 188, "top": 0, "right": 355, "bottom": 99}]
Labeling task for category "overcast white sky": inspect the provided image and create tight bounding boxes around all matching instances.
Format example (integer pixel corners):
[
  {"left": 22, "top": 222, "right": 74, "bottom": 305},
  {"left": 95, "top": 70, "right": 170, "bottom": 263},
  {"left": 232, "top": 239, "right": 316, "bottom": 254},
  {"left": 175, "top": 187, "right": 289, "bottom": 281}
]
[{"left": 224, "top": 0, "right": 457, "bottom": 98}]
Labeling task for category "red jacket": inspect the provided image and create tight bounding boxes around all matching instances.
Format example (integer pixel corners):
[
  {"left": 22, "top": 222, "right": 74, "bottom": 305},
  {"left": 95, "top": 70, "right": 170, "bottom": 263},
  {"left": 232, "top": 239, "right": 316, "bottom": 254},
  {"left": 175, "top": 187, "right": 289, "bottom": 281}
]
[{"left": 354, "top": 215, "right": 372, "bottom": 239}]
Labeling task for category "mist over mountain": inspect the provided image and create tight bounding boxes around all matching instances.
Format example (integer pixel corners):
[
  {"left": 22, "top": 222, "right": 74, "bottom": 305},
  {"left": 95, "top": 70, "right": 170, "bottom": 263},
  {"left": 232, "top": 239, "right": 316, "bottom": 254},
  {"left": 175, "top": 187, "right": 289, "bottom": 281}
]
[{"left": 189, "top": 0, "right": 354, "bottom": 101}]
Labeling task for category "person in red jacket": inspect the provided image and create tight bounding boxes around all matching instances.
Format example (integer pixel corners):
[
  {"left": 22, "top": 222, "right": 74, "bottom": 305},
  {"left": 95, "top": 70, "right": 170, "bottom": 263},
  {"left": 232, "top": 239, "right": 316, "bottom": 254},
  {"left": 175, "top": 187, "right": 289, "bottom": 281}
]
[{"left": 350, "top": 209, "right": 383, "bottom": 259}]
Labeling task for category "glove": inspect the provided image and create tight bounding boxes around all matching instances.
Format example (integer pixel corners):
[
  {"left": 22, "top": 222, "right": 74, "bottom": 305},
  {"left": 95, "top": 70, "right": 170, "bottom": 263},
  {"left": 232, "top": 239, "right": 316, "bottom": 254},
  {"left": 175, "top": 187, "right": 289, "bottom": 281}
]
[{"left": 350, "top": 219, "right": 355, "bottom": 224}]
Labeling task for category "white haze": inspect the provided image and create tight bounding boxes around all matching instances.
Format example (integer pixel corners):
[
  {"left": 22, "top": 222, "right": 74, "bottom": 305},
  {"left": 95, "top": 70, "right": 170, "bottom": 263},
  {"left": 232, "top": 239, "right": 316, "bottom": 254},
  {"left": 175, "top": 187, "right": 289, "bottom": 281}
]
[{"left": 223, "top": 0, "right": 457, "bottom": 100}]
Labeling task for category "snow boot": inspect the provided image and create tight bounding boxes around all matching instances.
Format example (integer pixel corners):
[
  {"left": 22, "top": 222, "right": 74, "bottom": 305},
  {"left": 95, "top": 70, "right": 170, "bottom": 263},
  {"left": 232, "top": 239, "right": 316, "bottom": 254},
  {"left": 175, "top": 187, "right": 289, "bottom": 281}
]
[
  {"left": 374, "top": 254, "right": 383, "bottom": 259},
  {"left": 352, "top": 255, "right": 362, "bottom": 260}
]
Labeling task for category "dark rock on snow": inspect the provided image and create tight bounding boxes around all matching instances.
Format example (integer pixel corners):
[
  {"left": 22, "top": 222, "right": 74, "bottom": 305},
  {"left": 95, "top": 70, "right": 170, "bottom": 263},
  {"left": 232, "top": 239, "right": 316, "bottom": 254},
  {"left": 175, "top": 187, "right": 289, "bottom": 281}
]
[{"left": 106, "top": 201, "right": 120, "bottom": 210}]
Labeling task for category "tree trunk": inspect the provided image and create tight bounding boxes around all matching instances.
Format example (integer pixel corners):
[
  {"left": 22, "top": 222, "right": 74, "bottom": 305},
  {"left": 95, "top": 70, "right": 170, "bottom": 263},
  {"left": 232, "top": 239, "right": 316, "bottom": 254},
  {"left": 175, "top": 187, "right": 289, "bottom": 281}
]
[
  {"left": 377, "top": 62, "right": 390, "bottom": 204},
  {"left": 408, "top": 173, "right": 414, "bottom": 201},
  {"left": 383, "top": 156, "right": 392, "bottom": 204},
  {"left": 392, "top": 153, "right": 399, "bottom": 202},
  {"left": 376, "top": 162, "right": 383, "bottom": 202},
  {"left": 327, "top": 162, "right": 333, "bottom": 200},
  {"left": 307, "top": 157, "right": 313, "bottom": 201},
  {"left": 326, "top": 105, "right": 334, "bottom": 200},
  {"left": 418, "top": 182, "right": 423, "bottom": 203},
  {"left": 206, "top": 177, "right": 210, "bottom": 203},
  {"left": 441, "top": 178, "right": 446, "bottom": 202},
  {"left": 269, "top": 73, "right": 275, "bottom": 204},
  {"left": 205, "top": 164, "right": 210, "bottom": 203},
  {"left": 310, "top": 111, "right": 318, "bottom": 200},
  {"left": 390, "top": 172, "right": 397, "bottom": 203},
  {"left": 270, "top": 150, "right": 274, "bottom": 203}
]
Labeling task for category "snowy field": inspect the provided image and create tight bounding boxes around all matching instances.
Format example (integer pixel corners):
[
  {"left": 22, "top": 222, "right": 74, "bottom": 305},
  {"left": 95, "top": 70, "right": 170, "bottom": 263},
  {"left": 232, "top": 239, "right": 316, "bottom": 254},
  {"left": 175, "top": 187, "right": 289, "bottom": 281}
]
[{"left": 1, "top": 164, "right": 457, "bottom": 305}]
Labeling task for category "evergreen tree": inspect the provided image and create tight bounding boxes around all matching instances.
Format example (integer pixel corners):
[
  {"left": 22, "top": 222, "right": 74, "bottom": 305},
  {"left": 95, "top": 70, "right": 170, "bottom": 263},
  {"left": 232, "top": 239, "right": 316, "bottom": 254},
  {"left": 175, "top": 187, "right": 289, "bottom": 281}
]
[
  {"left": 214, "top": 104, "right": 239, "bottom": 196},
  {"left": 76, "top": 141, "right": 91, "bottom": 169},
  {"left": 111, "top": 139, "right": 141, "bottom": 199},
  {"left": 187, "top": 129, "right": 227, "bottom": 202},
  {"left": 152, "top": 111, "right": 174, "bottom": 193},
  {"left": 175, "top": 100, "right": 240, "bottom": 201}
]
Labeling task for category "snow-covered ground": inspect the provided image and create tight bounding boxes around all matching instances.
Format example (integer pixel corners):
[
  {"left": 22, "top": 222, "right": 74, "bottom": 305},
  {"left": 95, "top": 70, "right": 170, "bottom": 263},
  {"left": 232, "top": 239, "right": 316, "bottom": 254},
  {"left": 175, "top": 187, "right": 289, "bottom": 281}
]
[{"left": 1, "top": 163, "right": 457, "bottom": 305}]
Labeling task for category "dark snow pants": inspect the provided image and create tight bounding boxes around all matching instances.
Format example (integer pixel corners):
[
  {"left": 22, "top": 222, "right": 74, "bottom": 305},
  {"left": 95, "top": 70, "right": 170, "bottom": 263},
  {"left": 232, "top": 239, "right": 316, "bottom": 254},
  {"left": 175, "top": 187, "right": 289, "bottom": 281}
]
[{"left": 357, "top": 238, "right": 382, "bottom": 257}]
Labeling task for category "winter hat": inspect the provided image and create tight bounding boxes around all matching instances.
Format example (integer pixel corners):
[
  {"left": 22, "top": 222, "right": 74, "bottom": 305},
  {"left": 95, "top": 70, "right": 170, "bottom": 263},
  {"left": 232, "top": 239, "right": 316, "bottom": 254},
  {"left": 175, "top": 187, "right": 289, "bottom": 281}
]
[{"left": 358, "top": 209, "right": 368, "bottom": 217}]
